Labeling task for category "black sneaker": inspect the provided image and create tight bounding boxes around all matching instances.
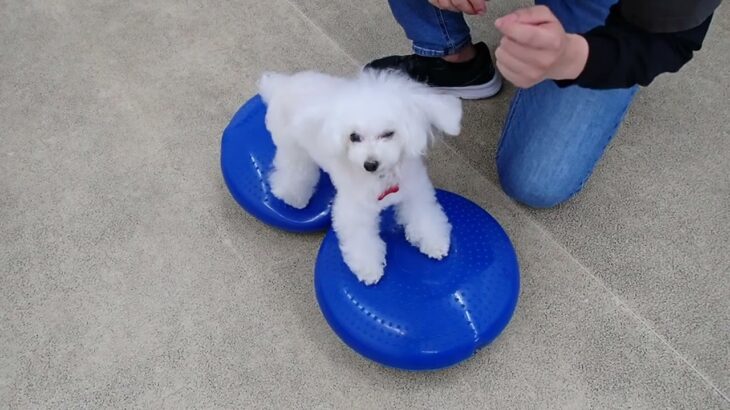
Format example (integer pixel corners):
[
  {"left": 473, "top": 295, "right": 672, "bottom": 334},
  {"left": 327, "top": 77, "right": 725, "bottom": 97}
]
[{"left": 365, "top": 42, "right": 502, "bottom": 100}]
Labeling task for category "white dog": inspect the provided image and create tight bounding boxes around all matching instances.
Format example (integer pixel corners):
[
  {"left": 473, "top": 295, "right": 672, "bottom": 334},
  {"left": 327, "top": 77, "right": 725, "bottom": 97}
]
[{"left": 258, "top": 69, "right": 462, "bottom": 285}]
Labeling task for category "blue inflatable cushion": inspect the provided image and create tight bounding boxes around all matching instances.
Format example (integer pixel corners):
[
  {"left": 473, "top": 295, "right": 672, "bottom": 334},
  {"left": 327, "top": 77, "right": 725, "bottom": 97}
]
[{"left": 315, "top": 190, "right": 520, "bottom": 370}]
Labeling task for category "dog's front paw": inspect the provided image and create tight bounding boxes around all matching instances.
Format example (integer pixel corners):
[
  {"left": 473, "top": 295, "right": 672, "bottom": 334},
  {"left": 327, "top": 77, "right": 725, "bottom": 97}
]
[
  {"left": 342, "top": 241, "right": 386, "bottom": 285},
  {"left": 405, "top": 221, "right": 451, "bottom": 260},
  {"left": 352, "top": 261, "right": 385, "bottom": 286},
  {"left": 418, "top": 234, "right": 450, "bottom": 260}
]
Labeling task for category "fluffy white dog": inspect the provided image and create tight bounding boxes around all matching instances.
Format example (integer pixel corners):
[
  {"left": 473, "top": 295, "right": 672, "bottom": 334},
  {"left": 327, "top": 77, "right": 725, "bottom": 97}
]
[{"left": 259, "top": 69, "right": 462, "bottom": 285}]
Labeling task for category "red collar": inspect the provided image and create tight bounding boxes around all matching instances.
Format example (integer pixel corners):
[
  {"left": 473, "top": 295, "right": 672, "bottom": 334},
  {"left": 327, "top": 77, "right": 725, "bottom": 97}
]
[{"left": 377, "top": 185, "right": 399, "bottom": 201}]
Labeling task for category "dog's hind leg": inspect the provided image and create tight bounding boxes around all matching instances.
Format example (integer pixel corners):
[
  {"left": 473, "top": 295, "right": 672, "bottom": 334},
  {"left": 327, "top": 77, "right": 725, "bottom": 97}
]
[{"left": 269, "top": 143, "right": 320, "bottom": 209}]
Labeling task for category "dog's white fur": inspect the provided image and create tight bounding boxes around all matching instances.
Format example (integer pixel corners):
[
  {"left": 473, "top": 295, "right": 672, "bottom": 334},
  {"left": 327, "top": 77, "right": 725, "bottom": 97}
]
[{"left": 259, "top": 69, "right": 462, "bottom": 285}]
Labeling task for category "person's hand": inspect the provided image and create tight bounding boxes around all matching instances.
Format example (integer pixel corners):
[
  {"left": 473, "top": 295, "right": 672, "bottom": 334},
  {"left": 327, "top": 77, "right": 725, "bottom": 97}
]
[
  {"left": 494, "top": 6, "right": 588, "bottom": 88},
  {"left": 428, "top": 0, "right": 488, "bottom": 15}
]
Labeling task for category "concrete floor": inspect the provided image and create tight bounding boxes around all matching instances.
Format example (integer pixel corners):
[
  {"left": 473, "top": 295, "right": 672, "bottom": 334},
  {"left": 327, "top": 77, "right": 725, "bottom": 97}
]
[{"left": 1, "top": 0, "right": 728, "bottom": 408}]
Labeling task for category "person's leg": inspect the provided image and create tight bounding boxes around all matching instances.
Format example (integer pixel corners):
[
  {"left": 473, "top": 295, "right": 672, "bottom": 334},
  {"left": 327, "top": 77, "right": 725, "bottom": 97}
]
[
  {"left": 496, "top": 0, "right": 637, "bottom": 208},
  {"left": 388, "top": 0, "right": 472, "bottom": 58},
  {"left": 372, "top": 1, "right": 502, "bottom": 99},
  {"left": 497, "top": 83, "right": 637, "bottom": 208}
]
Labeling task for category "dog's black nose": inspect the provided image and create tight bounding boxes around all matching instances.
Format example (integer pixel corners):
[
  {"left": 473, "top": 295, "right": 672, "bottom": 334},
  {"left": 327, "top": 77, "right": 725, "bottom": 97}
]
[{"left": 364, "top": 160, "right": 379, "bottom": 172}]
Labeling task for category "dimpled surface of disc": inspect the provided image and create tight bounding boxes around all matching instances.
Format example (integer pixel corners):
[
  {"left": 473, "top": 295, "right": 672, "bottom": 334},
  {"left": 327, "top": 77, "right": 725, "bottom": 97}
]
[
  {"left": 220, "top": 95, "right": 335, "bottom": 232},
  {"left": 315, "top": 190, "right": 520, "bottom": 370}
]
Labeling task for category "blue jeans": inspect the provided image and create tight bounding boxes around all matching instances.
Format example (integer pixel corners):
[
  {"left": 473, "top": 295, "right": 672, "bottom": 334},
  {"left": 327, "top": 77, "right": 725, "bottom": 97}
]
[{"left": 389, "top": 0, "right": 638, "bottom": 208}]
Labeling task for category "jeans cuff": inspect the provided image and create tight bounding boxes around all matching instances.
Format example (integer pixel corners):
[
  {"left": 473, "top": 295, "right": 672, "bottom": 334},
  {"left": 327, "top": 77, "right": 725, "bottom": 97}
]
[{"left": 412, "top": 36, "right": 472, "bottom": 57}]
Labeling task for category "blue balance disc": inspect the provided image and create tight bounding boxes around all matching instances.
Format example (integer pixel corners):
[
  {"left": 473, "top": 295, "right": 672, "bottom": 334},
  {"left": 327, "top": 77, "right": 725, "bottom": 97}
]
[
  {"left": 315, "top": 190, "right": 520, "bottom": 370},
  {"left": 220, "top": 95, "right": 335, "bottom": 232}
]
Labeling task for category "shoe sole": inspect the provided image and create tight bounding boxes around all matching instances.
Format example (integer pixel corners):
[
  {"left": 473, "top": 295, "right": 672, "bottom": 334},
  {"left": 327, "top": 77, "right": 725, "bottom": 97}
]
[{"left": 434, "top": 71, "right": 503, "bottom": 100}]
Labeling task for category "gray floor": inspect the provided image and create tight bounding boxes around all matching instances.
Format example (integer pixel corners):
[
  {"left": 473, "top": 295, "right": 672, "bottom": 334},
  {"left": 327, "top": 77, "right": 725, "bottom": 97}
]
[{"left": 1, "top": 0, "right": 728, "bottom": 408}]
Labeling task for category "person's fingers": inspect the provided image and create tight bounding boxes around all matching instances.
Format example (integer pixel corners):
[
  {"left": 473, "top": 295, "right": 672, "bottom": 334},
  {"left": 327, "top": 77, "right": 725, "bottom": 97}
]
[
  {"left": 496, "top": 60, "right": 535, "bottom": 89},
  {"left": 430, "top": 0, "right": 487, "bottom": 14},
  {"left": 468, "top": 0, "right": 487, "bottom": 14},
  {"left": 502, "top": 5, "right": 555, "bottom": 25},
  {"left": 440, "top": 0, "right": 461, "bottom": 12},
  {"left": 429, "top": 0, "right": 460, "bottom": 13},
  {"left": 495, "top": 45, "right": 542, "bottom": 85},
  {"left": 499, "top": 37, "right": 555, "bottom": 69},
  {"left": 451, "top": 0, "right": 477, "bottom": 14},
  {"left": 496, "top": 21, "right": 562, "bottom": 49}
]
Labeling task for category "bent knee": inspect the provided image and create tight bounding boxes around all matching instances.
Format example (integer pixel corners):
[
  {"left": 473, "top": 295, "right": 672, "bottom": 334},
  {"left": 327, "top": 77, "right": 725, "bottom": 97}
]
[{"left": 497, "top": 163, "right": 582, "bottom": 209}]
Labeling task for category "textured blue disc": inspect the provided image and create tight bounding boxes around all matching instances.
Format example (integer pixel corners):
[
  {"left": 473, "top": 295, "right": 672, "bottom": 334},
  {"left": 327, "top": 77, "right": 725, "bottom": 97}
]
[
  {"left": 220, "top": 95, "right": 335, "bottom": 232},
  {"left": 315, "top": 190, "right": 520, "bottom": 370}
]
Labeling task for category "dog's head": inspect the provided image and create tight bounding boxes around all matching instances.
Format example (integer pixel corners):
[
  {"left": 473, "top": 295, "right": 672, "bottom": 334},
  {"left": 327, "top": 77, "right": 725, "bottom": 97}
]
[
  {"left": 335, "top": 69, "right": 462, "bottom": 176},
  {"left": 279, "top": 69, "right": 462, "bottom": 177}
]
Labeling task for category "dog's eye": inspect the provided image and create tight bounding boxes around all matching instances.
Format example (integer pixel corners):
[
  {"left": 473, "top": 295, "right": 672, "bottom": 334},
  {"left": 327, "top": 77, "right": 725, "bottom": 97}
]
[
  {"left": 349, "top": 132, "right": 361, "bottom": 143},
  {"left": 379, "top": 131, "right": 395, "bottom": 139}
]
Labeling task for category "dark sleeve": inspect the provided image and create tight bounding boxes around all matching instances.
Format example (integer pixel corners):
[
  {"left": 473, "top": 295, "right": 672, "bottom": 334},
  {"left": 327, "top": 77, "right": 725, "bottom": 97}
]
[{"left": 555, "top": 4, "right": 714, "bottom": 90}]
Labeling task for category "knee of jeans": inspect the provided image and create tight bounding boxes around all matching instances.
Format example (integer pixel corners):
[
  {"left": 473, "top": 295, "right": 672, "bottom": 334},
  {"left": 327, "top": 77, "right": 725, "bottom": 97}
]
[{"left": 497, "top": 162, "right": 578, "bottom": 209}]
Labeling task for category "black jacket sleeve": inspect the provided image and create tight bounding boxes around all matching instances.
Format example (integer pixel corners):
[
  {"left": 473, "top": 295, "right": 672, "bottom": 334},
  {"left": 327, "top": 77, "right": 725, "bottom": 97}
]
[{"left": 555, "top": 3, "right": 715, "bottom": 90}]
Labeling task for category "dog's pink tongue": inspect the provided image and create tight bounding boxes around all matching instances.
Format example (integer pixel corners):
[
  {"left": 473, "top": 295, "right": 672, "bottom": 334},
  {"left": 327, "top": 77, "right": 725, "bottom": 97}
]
[{"left": 377, "top": 185, "right": 399, "bottom": 201}]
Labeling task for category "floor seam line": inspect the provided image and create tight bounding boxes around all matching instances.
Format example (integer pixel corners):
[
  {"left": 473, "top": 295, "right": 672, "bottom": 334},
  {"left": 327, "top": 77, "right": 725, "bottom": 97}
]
[
  {"left": 440, "top": 141, "right": 729, "bottom": 401},
  {"left": 281, "top": 0, "right": 361, "bottom": 68}
]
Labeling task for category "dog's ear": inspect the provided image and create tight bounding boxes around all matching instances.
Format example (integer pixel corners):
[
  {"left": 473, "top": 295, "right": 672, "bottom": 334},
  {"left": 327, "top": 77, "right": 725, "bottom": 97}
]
[
  {"left": 399, "top": 91, "right": 462, "bottom": 157},
  {"left": 412, "top": 92, "right": 463, "bottom": 136}
]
